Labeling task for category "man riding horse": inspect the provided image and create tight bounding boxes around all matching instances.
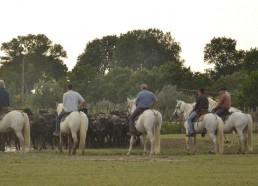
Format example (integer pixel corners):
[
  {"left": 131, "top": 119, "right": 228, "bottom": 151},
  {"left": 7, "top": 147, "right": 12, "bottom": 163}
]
[
  {"left": 53, "top": 84, "right": 86, "bottom": 136},
  {"left": 187, "top": 88, "right": 209, "bottom": 137},
  {"left": 214, "top": 87, "right": 231, "bottom": 118},
  {"left": 0, "top": 80, "right": 10, "bottom": 116},
  {"left": 128, "top": 84, "right": 158, "bottom": 136}
]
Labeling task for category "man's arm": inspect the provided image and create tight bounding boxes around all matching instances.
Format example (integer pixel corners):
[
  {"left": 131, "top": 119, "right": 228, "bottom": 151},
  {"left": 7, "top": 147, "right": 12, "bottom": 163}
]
[
  {"left": 216, "top": 95, "right": 225, "bottom": 109},
  {"left": 150, "top": 94, "right": 158, "bottom": 108},
  {"left": 77, "top": 93, "right": 86, "bottom": 109},
  {"left": 193, "top": 97, "right": 201, "bottom": 111}
]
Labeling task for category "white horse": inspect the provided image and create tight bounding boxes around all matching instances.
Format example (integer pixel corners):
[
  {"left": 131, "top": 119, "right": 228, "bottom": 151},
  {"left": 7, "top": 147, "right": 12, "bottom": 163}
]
[
  {"left": 56, "top": 103, "right": 88, "bottom": 155},
  {"left": 0, "top": 110, "right": 30, "bottom": 152},
  {"left": 173, "top": 100, "right": 224, "bottom": 154},
  {"left": 127, "top": 98, "right": 162, "bottom": 156},
  {"left": 208, "top": 98, "right": 253, "bottom": 153}
]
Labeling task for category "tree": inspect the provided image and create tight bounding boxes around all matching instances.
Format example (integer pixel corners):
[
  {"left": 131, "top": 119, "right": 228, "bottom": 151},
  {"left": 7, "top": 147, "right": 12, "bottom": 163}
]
[
  {"left": 32, "top": 77, "right": 63, "bottom": 109},
  {"left": 0, "top": 34, "right": 68, "bottom": 92},
  {"left": 235, "top": 70, "right": 258, "bottom": 107},
  {"left": 157, "top": 61, "right": 193, "bottom": 89},
  {"left": 128, "top": 68, "right": 158, "bottom": 96},
  {"left": 156, "top": 85, "right": 194, "bottom": 111},
  {"left": 242, "top": 48, "right": 258, "bottom": 72},
  {"left": 114, "top": 29, "right": 181, "bottom": 70},
  {"left": 99, "top": 67, "right": 132, "bottom": 103},
  {"left": 69, "top": 64, "right": 103, "bottom": 102},
  {"left": 204, "top": 37, "right": 244, "bottom": 78},
  {"left": 76, "top": 29, "right": 182, "bottom": 73},
  {"left": 76, "top": 35, "right": 118, "bottom": 74}
]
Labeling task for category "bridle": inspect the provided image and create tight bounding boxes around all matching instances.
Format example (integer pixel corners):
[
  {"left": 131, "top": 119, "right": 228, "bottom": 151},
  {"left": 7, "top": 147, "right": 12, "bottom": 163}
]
[
  {"left": 174, "top": 102, "right": 183, "bottom": 116},
  {"left": 174, "top": 101, "right": 192, "bottom": 121}
]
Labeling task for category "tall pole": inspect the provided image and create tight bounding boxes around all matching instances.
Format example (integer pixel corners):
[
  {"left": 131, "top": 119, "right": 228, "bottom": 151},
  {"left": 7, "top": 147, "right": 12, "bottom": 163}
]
[{"left": 21, "top": 54, "right": 24, "bottom": 107}]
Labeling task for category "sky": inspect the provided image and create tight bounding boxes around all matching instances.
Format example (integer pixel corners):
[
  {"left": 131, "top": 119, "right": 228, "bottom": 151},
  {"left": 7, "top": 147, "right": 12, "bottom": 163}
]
[{"left": 0, "top": 0, "right": 258, "bottom": 72}]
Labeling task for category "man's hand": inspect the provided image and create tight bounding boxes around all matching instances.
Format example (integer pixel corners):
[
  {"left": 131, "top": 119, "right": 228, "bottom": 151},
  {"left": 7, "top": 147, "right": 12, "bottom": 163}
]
[{"left": 78, "top": 101, "right": 86, "bottom": 110}]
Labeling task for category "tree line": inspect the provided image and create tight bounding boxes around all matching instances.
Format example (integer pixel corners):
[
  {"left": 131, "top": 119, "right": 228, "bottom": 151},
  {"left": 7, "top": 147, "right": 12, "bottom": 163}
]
[{"left": 0, "top": 29, "right": 258, "bottom": 111}]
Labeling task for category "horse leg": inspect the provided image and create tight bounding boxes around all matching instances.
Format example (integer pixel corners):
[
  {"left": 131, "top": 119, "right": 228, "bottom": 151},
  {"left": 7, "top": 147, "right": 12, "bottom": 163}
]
[
  {"left": 186, "top": 136, "right": 191, "bottom": 155},
  {"left": 68, "top": 135, "right": 72, "bottom": 155},
  {"left": 127, "top": 135, "right": 135, "bottom": 155},
  {"left": 59, "top": 135, "right": 63, "bottom": 154},
  {"left": 192, "top": 136, "right": 197, "bottom": 154},
  {"left": 142, "top": 134, "right": 147, "bottom": 155},
  {"left": 71, "top": 132, "right": 78, "bottom": 155},
  {"left": 236, "top": 130, "right": 246, "bottom": 154},
  {"left": 147, "top": 131, "right": 154, "bottom": 157},
  {"left": 15, "top": 132, "right": 24, "bottom": 152},
  {"left": 208, "top": 132, "right": 217, "bottom": 154},
  {"left": 243, "top": 130, "right": 248, "bottom": 153}
]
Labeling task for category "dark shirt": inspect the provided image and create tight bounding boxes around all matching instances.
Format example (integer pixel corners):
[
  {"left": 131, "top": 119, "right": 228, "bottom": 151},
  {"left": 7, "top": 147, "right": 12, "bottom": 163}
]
[
  {"left": 136, "top": 90, "right": 157, "bottom": 108},
  {"left": 193, "top": 95, "right": 208, "bottom": 113},
  {"left": 0, "top": 87, "right": 10, "bottom": 108}
]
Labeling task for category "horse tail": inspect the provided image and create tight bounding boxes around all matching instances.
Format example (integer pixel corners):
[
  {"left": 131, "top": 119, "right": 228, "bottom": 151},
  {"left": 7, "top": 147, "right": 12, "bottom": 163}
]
[
  {"left": 23, "top": 113, "right": 31, "bottom": 152},
  {"left": 246, "top": 114, "right": 253, "bottom": 152},
  {"left": 216, "top": 116, "right": 224, "bottom": 154},
  {"left": 154, "top": 112, "right": 162, "bottom": 155},
  {"left": 79, "top": 112, "right": 87, "bottom": 154}
]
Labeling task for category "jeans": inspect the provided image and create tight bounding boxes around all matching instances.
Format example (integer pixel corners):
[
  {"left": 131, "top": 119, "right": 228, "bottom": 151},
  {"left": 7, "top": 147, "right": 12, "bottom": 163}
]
[
  {"left": 129, "top": 107, "right": 149, "bottom": 134},
  {"left": 55, "top": 110, "right": 66, "bottom": 132},
  {"left": 187, "top": 111, "right": 198, "bottom": 134},
  {"left": 215, "top": 108, "right": 228, "bottom": 117}
]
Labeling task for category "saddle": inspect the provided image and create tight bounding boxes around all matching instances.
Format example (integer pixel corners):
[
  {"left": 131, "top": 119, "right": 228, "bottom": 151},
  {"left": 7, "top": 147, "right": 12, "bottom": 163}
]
[
  {"left": 61, "top": 112, "right": 71, "bottom": 122},
  {"left": 133, "top": 108, "right": 150, "bottom": 124},
  {"left": 193, "top": 110, "right": 208, "bottom": 123},
  {"left": 220, "top": 110, "right": 232, "bottom": 121}
]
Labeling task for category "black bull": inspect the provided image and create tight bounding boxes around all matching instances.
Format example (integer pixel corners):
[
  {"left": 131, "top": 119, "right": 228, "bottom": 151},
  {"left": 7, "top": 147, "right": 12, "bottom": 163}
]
[{"left": 28, "top": 111, "right": 131, "bottom": 150}]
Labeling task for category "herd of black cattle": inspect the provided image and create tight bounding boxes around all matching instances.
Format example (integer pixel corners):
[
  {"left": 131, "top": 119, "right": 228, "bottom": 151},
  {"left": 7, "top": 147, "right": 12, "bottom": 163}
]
[{"left": 0, "top": 109, "right": 140, "bottom": 152}]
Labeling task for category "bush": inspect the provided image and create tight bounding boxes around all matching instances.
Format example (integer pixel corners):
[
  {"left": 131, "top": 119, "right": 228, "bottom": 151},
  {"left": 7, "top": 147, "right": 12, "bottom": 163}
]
[{"left": 161, "top": 121, "right": 182, "bottom": 134}]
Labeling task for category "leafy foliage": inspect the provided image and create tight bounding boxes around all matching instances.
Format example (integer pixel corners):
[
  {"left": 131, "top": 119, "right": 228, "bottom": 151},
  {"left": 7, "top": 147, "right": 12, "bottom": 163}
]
[
  {"left": 0, "top": 34, "right": 68, "bottom": 95},
  {"left": 204, "top": 37, "right": 244, "bottom": 78}
]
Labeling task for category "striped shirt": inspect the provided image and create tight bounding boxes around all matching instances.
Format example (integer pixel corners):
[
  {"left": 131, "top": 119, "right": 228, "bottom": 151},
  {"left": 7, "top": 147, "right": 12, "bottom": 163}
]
[{"left": 63, "top": 90, "right": 85, "bottom": 112}]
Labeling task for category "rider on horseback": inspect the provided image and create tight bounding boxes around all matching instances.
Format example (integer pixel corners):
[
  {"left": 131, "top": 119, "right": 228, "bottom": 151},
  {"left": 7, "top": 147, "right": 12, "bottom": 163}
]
[
  {"left": 214, "top": 87, "right": 231, "bottom": 118},
  {"left": 187, "top": 88, "right": 208, "bottom": 137},
  {"left": 0, "top": 80, "right": 10, "bottom": 116},
  {"left": 129, "top": 84, "right": 158, "bottom": 136},
  {"left": 53, "top": 84, "right": 85, "bottom": 136}
]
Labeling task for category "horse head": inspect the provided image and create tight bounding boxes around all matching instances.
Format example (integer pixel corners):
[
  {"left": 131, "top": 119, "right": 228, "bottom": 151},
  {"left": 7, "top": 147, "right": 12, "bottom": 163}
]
[
  {"left": 56, "top": 103, "right": 64, "bottom": 115},
  {"left": 127, "top": 98, "right": 136, "bottom": 114},
  {"left": 207, "top": 97, "right": 217, "bottom": 112}
]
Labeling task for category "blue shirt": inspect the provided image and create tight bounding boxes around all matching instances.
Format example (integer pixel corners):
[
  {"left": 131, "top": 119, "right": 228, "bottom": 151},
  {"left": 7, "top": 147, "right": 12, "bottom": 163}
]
[
  {"left": 136, "top": 90, "right": 157, "bottom": 108},
  {"left": 0, "top": 87, "right": 10, "bottom": 108}
]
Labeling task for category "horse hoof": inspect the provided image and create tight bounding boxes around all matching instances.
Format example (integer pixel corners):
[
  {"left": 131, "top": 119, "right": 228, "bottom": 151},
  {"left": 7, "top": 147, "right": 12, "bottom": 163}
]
[
  {"left": 209, "top": 151, "right": 215, "bottom": 154},
  {"left": 127, "top": 152, "right": 131, "bottom": 156}
]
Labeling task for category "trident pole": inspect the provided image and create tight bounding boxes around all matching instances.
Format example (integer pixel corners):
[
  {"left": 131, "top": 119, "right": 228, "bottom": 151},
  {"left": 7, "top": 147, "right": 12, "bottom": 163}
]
[{"left": 21, "top": 54, "right": 25, "bottom": 107}]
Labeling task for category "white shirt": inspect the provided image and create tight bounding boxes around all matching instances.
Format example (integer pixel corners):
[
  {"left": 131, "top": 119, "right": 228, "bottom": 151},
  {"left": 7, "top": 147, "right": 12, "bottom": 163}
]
[{"left": 63, "top": 90, "right": 85, "bottom": 112}]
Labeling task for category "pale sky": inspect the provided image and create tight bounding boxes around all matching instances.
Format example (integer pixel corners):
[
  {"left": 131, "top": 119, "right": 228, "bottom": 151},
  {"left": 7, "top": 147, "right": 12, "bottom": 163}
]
[{"left": 0, "top": 0, "right": 258, "bottom": 72}]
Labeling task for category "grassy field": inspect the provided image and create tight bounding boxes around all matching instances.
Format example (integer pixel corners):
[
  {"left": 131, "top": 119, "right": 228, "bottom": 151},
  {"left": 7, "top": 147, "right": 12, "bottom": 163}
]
[{"left": 0, "top": 134, "right": 258, "bottom": 186}]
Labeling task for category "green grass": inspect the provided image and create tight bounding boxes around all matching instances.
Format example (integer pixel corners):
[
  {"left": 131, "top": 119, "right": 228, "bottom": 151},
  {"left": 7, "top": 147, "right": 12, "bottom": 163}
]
[{"left": 0, "top": 134, "right": 258, "bottom": 186}]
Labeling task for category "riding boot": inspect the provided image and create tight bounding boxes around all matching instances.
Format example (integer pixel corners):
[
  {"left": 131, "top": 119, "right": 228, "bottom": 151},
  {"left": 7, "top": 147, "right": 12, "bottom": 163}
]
[
  {"left": 53, "top": 121, "right": 61, "bottom": 136},
  {"left": 129, "top": 119, "right": 137, "bottom": 136}
]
